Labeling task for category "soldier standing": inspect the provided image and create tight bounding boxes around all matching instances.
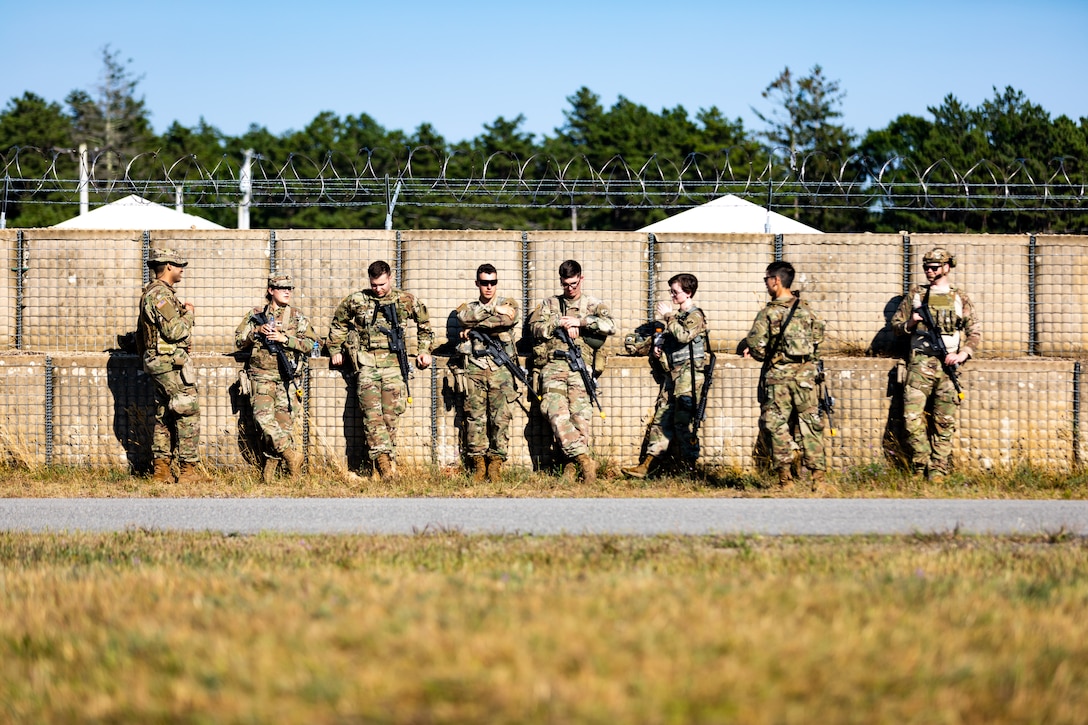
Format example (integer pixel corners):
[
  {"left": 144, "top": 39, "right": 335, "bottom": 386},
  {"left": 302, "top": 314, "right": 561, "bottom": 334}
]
[
  {"left": 744, "top": 261, "right": 827, "bottom": 491},
  {"left": 455, "top": 264, "right": 521, "bottom": 482},
  {"left": 327, "top": 261, "right": 433, "bottom": 479},
  {"left": 234, "top": 274, "right": 319, "bottom": 483},
  {"left": 623, "top": 273, "right": 710, "bottom": 478},
  {"left": 528, "top": 259, "right": 615, "bottom": 483},
  {"left": 137, "top": 248, "right": 209, "bottom": 484},
  {"left": 891, "top": 247, "right": 980, "bottom": 482}
]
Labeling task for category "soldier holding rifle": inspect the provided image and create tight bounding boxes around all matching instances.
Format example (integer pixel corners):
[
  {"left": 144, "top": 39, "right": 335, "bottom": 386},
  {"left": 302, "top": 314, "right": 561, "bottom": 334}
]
[
  {"left": 623, "top": 273, "right": 712, "bottom": 479},
  {"left": 327, "top": 261, "right": 433, "bottom": 479},
  {"left": 891, "top": 247, "right": 980, "bottom": 482},
  {"left": 234, "top": 274, "right": 319, "bottom": 483},
  {"left": 454, "top": 264, "right": 523, "bottom": 481},
  {"left": 528, "top": 259, "right": 615, "bottom": 484}
]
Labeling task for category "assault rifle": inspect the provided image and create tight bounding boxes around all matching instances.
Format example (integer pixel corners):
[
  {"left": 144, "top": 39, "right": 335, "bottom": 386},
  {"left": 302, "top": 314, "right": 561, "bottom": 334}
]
[
  {"left": 250, "top": 310, "right": 298, "bottom": 411},
  {"left": 690, "top": 350, "right": 716, "bottom": 446},
  {"left": 915, "top": 293, "right": 964, "bottom": 400},
  {"left": 815, "top": 359, "right": 836, "bottom": 437},
  {"left": 376, "top": 303, "right": 413, "bottom": 404},
  {"left": 468, "top": 329, "right": 538, "bottom": 401},
  {"left": 555, "top": 326, "right": 604, "bottom": 418}
]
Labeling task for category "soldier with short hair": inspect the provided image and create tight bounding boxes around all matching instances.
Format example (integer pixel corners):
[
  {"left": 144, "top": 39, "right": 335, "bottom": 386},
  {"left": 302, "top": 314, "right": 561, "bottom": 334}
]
[
  {"left": 455, "top": 264, "right": 521, "bottom": 481},
  {"left": 235, "top": 273, "right": 319, "bottom": 483},
  {"left": 623, "top": 273, "right": 710, "bottom": 478},
  {"left": 327, "top": 260, "right": 433, "bottom": 479},
  {"left": 528, "top": 259, "right": 615, "bottom": 483},
  {"left": 891, "top": 247, "right": 981, "bottom": 482},
  {"left": 744, "top": 261, "right": 827, "bottom": 491},
  {"left": 138, "top": 247, "right": 209, "bottom": 484}
]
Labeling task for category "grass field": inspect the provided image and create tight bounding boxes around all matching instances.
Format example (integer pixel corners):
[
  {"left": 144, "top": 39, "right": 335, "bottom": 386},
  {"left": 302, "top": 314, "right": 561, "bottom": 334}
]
[{"left": 2, "top": 531, "right": 1086, "bottom": 723}]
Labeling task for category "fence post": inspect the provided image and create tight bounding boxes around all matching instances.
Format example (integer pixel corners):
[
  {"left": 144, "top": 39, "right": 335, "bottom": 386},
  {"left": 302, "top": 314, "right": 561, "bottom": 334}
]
[
  {"left": 901, "top": 232, "right": 912, "bottom": 297},
  {"left": 44, "top": 355, "right": 54, "bottom": 466},
  {"left": 395, "top": 230, "right": 403, "bottom": 288},
  {"left": 1075, "top": 362, "right": 1082, "bottom": 468},
  {"left": 521, "top": 231, "right": 530, "bottom": 323},
  {"left": 1028, "top": 234, "right": 1037, "bottom": 356},
  {"left": 774, "top": 234, "right": 783, "bottom": 262},
  {"left": 430, "top": 364, "right": 438, "bottom": 466},
  {"left": 141, "top": 231, "right": 151, "bottom": 286},
  {"left": 15, "top": 230, "right": 25, "bottom": 350},
  {"left": 269, "top": 230, "right": 277, "bottom": 277},
  {"left": 646, "top": 233, "right": 657, "bottom": 321}
]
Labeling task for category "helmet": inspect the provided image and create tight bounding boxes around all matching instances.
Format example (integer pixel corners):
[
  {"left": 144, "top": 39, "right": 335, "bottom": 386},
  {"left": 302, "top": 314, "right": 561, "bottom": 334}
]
[
  {"left": 146, "top": 247, "right": 188, "bottom": 267},
  {"left": 922, "top": 247, "right": 956, "bottom": 268},
  {"left": 267, "top": 274, "right": 294, "bottom": 289}
]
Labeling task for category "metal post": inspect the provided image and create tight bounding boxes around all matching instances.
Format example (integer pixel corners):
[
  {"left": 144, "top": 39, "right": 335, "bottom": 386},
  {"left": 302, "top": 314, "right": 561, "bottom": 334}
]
[
  {"left": 303, "top": 365, "right": 311, "bottom": 466},
  {"left": 395, "top": 230, "right": 403, "bottom": 288},
  {"left": 430, "top": 364, "right": 438, "bottom": 466},
  {"left": 1028, "top": 234, "right": 1037, "bottom": 356},
  {"left": 142, "top": 230, "right": 151, "bottom": 286},
  {"left": 45, "top": 356, "right": 54, "bottom": 467},
  {"left": 774, "top": 234, "right": 783, "bottom": 262},
  {"left": 902, "top": 232, "right": 912, "bottom": 297},
  {"left": 1075, "top": 362, "right": 1082, "bottom": 468},
  {"left": 15, "top": 230, "right": 25, "bottom": 350},
  {"left": 269, "top": 230, "right": 277, "bottom": 277},
  {"left": 521, "top": 231, "right": 530, "bottom": 324},
  {"left": 647, "top": 233, "right": 657, "bottom": 321}
]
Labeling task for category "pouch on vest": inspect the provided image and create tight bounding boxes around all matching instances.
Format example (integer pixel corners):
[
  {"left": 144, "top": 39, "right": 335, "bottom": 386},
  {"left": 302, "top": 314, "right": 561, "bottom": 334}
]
[{"left": 180, "top": 360, "right": 197, "bottom": 385}]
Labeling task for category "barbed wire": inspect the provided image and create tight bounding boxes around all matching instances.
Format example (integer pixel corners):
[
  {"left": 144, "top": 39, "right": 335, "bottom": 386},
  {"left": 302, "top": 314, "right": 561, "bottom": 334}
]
[{"left": 2, "top": 145, "right": 1086, "bottom": 213}]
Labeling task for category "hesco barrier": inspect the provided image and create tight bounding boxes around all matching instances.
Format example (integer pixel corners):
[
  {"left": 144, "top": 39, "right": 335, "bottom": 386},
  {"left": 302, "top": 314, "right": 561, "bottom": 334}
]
[{"left": 0, "top": 229, "right": 1084, "bottom": 473}]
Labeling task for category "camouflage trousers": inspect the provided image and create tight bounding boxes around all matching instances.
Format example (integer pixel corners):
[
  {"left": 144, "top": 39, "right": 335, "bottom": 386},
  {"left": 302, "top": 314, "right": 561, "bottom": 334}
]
[
  {"left": 903, "top": 355, "right": 961, "bottom": 473},
  {"left": 355, "top": 363, "right": 408, "bottom": 460},
  {"left": 150, "top": 369, "right": 201, "bottom": 463},
  {"left": 250, "top": 376, "right": 301, "bottom": 455},
  {"left": 464, "top": 365, "right": 517, "bottom": 460},
  {"left": 644, "top": 372, "right": 703, "bottom": 462},
  {"left": 760, "top": 372, "right": 825, "bottom": 471},
  {"left": 539, "top": 361, "right": 593, "bottom": 458}
]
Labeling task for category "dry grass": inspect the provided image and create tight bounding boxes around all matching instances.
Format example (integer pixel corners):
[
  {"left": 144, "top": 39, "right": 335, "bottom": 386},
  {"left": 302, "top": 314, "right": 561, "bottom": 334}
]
[
  {"left": 2, "top": 459, "right": 1088, "bottom": 499},
  {"left": 1, "top": 531, "right": 1086, "bottom": 723}
]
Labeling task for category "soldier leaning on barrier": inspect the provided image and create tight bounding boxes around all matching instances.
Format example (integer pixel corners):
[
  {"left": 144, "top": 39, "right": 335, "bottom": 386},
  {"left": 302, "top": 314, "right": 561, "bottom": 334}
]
[
  {"left": 623, "top": 273, "right": 710, "bottom": 479},
  {"left": 137, "top": 247, "right": 211, "bottom": 484},
  {"left": 234, "top": 273, "right": 319, "bottom": 484},
  {"left": 528, "top": 259, "right": 615, "bottom": 484},
  {"left": 454, "top": 264, "right": 521, "bottom": 482},
  {"left": 891, "top": 247, "right": 981, "bottom": 482},
  {"left": 743, "top": 261, "right": 828, "bottom": 492},
  {"left": 327, "top": 260, "right": 433, "bottom": 480}
]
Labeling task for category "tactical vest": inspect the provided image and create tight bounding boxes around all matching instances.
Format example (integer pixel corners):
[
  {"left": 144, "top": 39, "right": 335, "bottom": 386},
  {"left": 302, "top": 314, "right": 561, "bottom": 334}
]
[{"left": 913, "top": 287, "right": 967, "bottom": 354}]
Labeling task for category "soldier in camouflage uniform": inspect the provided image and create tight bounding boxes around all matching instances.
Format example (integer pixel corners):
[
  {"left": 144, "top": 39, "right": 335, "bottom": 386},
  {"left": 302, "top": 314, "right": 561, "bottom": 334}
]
[
  {"left": 455, "top": 264, "right": 521, "bottom": 482},
  {"left": 137, "top": 248, "right": 210, "bottom": 484},
  {"left": 235, "top": 274, "right": 319, "bottom": 483},
  {"left": 327, "top": 260, "right": 433, "bottom": 479},
  {"left": 891, "top": 247, "right": 980, "bottom": 482},
  {"left": 623, "top": 273, "right": 709, "bottom": 478},
  {"left": 744, "top": 261, "right": 827, "bottom": 490},
  {"left": 528, "top": 259, "right": 615, "bottom": 483}
]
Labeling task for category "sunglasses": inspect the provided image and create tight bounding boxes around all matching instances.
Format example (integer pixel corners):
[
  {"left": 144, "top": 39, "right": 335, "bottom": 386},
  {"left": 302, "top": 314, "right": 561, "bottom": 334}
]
[
  {"left": 476, "top": 279, "right": 498, "bottom": 287},
  {"left": 923, "top": 265, "right": 942, "bottom": 272}
]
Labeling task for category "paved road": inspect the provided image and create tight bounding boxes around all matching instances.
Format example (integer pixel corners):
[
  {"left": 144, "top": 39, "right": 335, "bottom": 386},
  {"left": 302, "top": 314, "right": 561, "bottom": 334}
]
[{"left": 2, "top": 498, "right": 1087, "bottom": 535}]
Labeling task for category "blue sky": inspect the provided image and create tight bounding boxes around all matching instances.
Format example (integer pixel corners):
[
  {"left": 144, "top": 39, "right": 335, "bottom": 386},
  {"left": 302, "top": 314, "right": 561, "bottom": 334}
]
[{"left": 5, "top": 0, "right": 1086, "bottom": 146}]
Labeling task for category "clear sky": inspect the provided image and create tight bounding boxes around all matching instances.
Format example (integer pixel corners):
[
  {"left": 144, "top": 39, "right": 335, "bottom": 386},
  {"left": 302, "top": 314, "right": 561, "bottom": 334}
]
[{"left": 4, "top": 0, "right": 1086, "bottom": 146}]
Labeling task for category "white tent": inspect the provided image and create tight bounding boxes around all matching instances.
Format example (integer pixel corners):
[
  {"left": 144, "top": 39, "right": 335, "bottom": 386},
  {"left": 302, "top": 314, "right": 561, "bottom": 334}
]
[
  {"left": 639, "top": 194, "right": 822, "bottom": 234},
  {"left": 52, "top": 194, "right": 226, "bottom": 230}
]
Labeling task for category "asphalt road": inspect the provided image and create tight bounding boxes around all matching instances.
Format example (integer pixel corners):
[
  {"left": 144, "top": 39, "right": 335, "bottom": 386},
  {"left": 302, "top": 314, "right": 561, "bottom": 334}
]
[{"left": 2, "top": 498, "right": 1087, "bottom": 536}]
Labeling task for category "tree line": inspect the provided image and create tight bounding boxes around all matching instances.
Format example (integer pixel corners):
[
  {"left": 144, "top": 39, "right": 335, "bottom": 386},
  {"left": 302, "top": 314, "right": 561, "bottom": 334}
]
[{"left": 2, "top": 47, "right": 1086, "bottom": 233}]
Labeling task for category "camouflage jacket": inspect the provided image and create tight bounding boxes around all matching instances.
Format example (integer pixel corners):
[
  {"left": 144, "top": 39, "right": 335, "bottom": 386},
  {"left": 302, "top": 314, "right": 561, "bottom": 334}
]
[
  {"left": 456, "top": 295, "right": 520, "bottom": 371},
  {"left": 891, "top": 284, "right": 981, "bottom": 362},
  {"left": 658, "top": 305, "right": 710, "bottom": 380},
  {"left": 138, "top": 278, "right": 194, "bottom": 375},
  {"left": 746, "top": 294, "right": 825, "bottom": 384},
  {"left": 234, "top": 302, "right": 319, "bottom": 382},
  {"left": 528, "top": 293, "right": 615, "bottom": 365},
  {"left": 326, "top": 287, "right": 433, "bottom": 366}
]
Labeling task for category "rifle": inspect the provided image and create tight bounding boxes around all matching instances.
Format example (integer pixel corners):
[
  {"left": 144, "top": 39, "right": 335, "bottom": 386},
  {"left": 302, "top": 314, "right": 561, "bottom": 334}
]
[
  {"left": 815, "top": 359, "right": 837, "bottom": 437},
  {"left": 758, "top": 294, "right": 800, "bottom": 404},
  {"left": 555, "top": 326, "right": 605, "bottom": 418},
  {"left": 915, "top": 289, "right": 964, "bottom": 400},
  {"left": 250, "top": 310, "right": 298, "bottom": 411},
  {"left": 376, "top": 302, "right": 413, "bottom": 404},
  {"left": 468, "top": 329, "right": 538, "bottom": 401},
  {"left": 690, "top": 350, "right": 716, "bottom": 446}
]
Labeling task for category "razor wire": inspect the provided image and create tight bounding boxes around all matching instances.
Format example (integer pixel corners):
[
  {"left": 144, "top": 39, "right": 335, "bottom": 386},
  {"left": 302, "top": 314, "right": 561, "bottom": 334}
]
[{"left": 2, "top": 144, "right": 1086, "bottom": 214}]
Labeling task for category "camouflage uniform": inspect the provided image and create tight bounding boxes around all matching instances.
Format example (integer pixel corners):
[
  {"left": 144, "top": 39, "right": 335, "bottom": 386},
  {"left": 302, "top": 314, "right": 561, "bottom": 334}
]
[
  {"left": 456, "top": 295, "right": 521, "bottom": 461},
  {"left": 137, "top": 255, "right": 200, "bottom": 464},
  {"left": 234, "top": 293, "right": 318, "bottom": 457},
  {"left": 327, "top": 287, "right": 433, "bottom": 462},
  {"left": 643, "top": 306, "right": 710, "bottom": 463},
  {"left": 746, "top": 295, "right": 826, "bottom": 472},
  {"left": 528, "top": 294, "right": 615, "bottom": 459},
  {"left": 891, "top": 283, "right": 980, "bottom": 475}
]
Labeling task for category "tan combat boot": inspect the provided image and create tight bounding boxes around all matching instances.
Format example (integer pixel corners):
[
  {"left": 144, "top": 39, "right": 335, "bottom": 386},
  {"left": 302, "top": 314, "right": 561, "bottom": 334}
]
[
  {"left": 262, "top": 456, "right": 279, "bottom": 484},
  {"left": 561, "top": 461, "right": 577, "bottom": 482},
  {"left": 576, "top": 454, "right": 598, "bottom": 485},
  {"left": 177, "top": 462, "right": 211, "bottom": 485},
  {"left": 470, "top": 456, "right": 487, "bottom": 482},
  {"left": 809, "top": 469, "right": 833, "bottom": 495},
  {"left": 486, "top": 456, "right": 503, "bottom": 482},
  {"left": 622, "top": 455, "right": 655, "bottom": 479},
  {"left": 283, "top": 447, "right": 304, "bottom": 479},
  {"left": 777, "top": 467, "right": 794, "bottom": 492},
  {"left": 152, "top": 458, "right": 174, "bottom": 483},
  {"left": 374, "top": 453, "right": 394, "bottom": 479}
]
